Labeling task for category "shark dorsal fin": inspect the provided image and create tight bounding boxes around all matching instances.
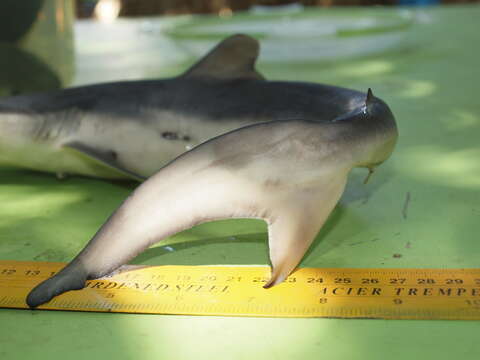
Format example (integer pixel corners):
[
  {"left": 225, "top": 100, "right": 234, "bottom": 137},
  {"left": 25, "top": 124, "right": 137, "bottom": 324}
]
[{"left": 181, "top": 34, "right": 265, "bottom": 80}]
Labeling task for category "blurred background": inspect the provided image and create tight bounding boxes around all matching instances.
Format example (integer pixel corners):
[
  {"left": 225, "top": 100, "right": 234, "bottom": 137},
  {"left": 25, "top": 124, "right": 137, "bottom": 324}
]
[
  {"left": 1, "top": 0, "right": 479, "bottom": 97},
  {"left": 77, "top": 0, "right": 479, "bottom": 17}
]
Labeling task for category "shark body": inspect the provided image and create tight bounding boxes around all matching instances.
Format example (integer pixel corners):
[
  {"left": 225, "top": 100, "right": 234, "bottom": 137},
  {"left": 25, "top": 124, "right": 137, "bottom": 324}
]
[{"left": 1, "top": 34, "right": 366, "bottom": 181}]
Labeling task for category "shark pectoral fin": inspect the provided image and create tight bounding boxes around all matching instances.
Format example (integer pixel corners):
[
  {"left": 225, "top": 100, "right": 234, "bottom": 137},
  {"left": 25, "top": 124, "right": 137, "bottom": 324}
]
[
  {"left": 62, "top": 142, "right": 146, "bottom": 181},
  {"left": 264, "top": 178, "right": 348, "bottom": 289},
  {"left": 181, "top": 34, "right": 265, "bottom": 80}
]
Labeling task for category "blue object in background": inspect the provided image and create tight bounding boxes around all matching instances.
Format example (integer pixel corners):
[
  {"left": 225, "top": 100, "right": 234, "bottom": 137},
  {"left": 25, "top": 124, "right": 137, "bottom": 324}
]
[{"left": 399, "top": 0, "right": 439, "bottom": 5}]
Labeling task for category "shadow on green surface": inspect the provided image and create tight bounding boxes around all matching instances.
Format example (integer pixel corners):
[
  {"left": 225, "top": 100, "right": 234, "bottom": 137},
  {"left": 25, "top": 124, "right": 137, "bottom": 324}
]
[{"left": 0, "top": 43, "right": 62, "bottom": 96}]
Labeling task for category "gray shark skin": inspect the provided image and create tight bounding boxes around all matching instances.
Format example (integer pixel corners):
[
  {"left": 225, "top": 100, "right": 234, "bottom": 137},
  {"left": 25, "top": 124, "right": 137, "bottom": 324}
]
[
  {"left": 3, "top": 34, "right": 371, "bottom": 181},
  {"left": 26, "top": 88, "right": 398, "bottom": 308}
]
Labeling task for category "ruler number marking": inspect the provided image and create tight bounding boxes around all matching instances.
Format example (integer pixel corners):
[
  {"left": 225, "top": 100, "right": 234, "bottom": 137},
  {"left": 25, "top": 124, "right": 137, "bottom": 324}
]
[
  {"left": 334, "top": 278, "right": 351, "bottom": 284},
  {"left": 361, "top": 278, "right": 379, "bottom": 284},
  {"left": 199, "top": 275, "right": 216, "bottom": 282},
  {"left": 445, "top": 279, "right": 463, "bottom": 284},
  {"left": 417, "top": 278, "right": 436, "bottom": 285},
  {"left": 465, "top": 300, "right": 480, "bottom": 307},
  {"left": 307, "top": 277, "right": 324, "bottom": 283},
  {"left": 25, "top": 270, "right": 41, "bottom": 276},
  {"left": 177, "top": 275, "right": 191, "bottom": 281},
  {"left": 1, "top": 269, "right": 16, "bottom": 276}
]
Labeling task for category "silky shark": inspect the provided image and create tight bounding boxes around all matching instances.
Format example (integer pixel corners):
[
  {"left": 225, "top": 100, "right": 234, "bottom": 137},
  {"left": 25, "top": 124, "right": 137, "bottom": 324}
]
[
  {"left": 1, "top": 34, "right": 265, "bottom": 180},
  {"left": 0, "top": 34, "right": 336, "bottom": 180},
  {"left": 3, "top": 34, "right": 387, "bottom": 182},
  {"left": 26, "top": 83, "right": 398, "bottom": 307}
]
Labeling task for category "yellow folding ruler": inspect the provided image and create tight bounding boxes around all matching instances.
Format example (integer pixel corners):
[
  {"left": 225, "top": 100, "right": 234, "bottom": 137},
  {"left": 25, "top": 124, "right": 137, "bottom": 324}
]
[{"left": 1, "top": 260, "right": 480, "bottom": 319}]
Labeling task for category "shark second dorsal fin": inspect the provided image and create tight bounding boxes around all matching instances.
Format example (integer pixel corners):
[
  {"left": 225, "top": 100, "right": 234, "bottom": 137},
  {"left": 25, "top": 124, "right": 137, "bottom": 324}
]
[
  {"left": 181, "top": 34, "right": 265, "bottom": 80},
  {"left": 366, "top": 88, "right": 374, "bottom": 113}
]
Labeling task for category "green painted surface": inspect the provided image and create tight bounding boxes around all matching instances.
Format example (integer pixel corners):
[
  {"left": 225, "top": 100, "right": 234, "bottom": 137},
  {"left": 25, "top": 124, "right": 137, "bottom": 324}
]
[{"left": 1, "top": 4, "right": 480, "bottom": 360}]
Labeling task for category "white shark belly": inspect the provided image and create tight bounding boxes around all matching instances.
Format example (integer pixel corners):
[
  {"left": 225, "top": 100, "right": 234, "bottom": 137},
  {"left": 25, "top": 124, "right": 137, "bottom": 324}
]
[{"left": 66, "top": 111, "right": 263, "bottom": 178}]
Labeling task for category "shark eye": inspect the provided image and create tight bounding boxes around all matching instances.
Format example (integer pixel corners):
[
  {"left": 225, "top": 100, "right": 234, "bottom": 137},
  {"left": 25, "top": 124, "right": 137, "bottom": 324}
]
[{"left": 162, "top": 131, "right": 179, "bottom": 140}]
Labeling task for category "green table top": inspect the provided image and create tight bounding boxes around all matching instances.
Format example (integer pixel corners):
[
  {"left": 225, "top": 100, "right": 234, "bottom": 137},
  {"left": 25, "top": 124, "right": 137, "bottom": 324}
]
[{"left": 1, "top": 4, "right": 479, "bottom": 360}]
